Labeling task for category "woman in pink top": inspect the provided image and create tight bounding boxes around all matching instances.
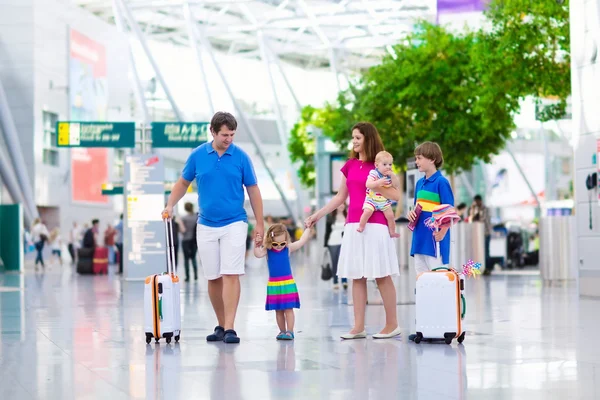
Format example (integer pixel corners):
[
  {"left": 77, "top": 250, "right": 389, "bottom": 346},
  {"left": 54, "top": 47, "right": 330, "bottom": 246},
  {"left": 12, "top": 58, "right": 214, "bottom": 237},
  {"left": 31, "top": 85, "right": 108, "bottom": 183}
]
[{"left": 305, "top": 122, "right": 401, "bottom": 339}]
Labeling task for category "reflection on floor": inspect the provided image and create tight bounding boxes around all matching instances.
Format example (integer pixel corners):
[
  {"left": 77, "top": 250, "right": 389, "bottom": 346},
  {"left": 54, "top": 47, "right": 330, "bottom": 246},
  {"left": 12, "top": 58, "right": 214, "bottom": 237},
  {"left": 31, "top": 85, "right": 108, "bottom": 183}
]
[{"left": 1, "top": 250, "right": 599, "bottom": 400}]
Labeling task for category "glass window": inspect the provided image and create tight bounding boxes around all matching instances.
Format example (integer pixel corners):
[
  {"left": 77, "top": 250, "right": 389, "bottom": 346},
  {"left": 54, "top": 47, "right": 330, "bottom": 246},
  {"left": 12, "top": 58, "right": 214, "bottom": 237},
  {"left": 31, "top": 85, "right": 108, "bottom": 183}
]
[{"left": 42, "top": 111, "right": 59, "bottom": 166}]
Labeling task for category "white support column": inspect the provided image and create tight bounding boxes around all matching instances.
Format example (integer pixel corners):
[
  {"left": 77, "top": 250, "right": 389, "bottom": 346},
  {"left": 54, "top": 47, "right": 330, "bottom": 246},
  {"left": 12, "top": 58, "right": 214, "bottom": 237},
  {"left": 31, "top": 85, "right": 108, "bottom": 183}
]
[
  {"left": 0, "top": 77, "right": 37, "bottom": 223},
  {"left": 459, "top": 173, "right": 475, "bottom": 199},
  {"left": 112, "top": 0, "right": 150, "bottom": 124},
  {"left": 187, "top": 16, "right": 296, "bottom": 219},
  {"left": 0, "top": 148, "right": 34, "bottom": 227},
  {"left": 183, "top": 2, "right": 215, "bottom": 115},
  {"left": 257, "top": 31, "right": 305, "bottom": 222},
  {"left": 116, "top": 0, "right": 184, "bottom": 121}
]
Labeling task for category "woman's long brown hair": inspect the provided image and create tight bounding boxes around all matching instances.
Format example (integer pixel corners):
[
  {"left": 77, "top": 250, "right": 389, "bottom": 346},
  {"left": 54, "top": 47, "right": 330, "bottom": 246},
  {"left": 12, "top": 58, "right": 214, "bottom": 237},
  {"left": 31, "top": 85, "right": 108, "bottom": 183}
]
[{"left": 349, "top": 122, "right": 384, "bottom": 163}]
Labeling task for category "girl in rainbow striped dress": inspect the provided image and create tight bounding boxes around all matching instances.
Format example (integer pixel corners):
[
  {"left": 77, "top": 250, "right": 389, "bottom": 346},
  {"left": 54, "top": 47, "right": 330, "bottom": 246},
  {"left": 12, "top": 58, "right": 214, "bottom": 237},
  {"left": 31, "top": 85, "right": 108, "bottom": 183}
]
[{"left": 254, "top": 223, "right": 312, "bottom": 340}]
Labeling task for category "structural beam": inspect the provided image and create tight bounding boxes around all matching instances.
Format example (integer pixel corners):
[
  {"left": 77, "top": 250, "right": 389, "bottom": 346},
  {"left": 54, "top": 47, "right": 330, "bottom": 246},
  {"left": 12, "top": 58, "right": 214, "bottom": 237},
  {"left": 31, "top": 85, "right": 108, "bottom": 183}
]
[
  {"left": 459, "top": 173, "right": 475, "bottom": 199},
  {"left": 187, "top": 9, "right": 296, "bottom": 219},
  {"left": 0, "top": 77, "right": 37, "bottom": 224},
  {"left": 506, "top": 146, "right": 542, "bottom": 216},
  {"left": 257, "top": 30, "right": 305, "bottom": 222},
  {"left": 183, "top": 3, "right": 215, "bottom": 115},
  {"left": 263, "top": 39, "right": 302, "bottom": 112},
  {"left": 112, "top": 0, "right": 151, "bottom": 123},
  {"left": 116, "top": 0, "right": 184, "bottom": 121}
]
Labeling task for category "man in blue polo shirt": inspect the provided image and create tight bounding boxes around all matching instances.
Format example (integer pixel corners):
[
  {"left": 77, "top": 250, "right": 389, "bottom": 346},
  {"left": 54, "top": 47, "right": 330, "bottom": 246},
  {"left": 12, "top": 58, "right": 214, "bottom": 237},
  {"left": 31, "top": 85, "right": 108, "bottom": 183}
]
[{"left": 163, "top": 112, "right": 264, "bottom": 344}]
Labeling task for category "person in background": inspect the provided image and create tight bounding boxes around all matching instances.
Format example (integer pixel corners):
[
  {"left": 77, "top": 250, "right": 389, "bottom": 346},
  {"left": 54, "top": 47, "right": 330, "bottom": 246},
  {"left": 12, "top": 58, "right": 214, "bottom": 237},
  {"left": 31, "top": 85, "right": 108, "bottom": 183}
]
[
  {"left": 68, "top": 222, "right": 80, "bottom": 263},
  {"left": 104, "top": 224, "right": 117, "bottom": 264},
  {"left": 82, "top": 219, "right": 99, "bottom": 249},
  {"left": 469, "top": 194, "right": 492, "bottom": 275},
  {"left": 31, "top": 218, "right": 49, "bottom": 271},
  {"left": 181, "top": 202, "right": 199, "bottom": 282},
  {"left": 325, "top": 203, "right": 348, "bottom": 290},
  {"left": 115, "top": 214, "right": 123, "bottom": 274},
  {"left": 49, "top": 228, "right": 63, "bottom": 266},
  {"left": 457, "top": 203, "right": 467, "bottom": 222}
]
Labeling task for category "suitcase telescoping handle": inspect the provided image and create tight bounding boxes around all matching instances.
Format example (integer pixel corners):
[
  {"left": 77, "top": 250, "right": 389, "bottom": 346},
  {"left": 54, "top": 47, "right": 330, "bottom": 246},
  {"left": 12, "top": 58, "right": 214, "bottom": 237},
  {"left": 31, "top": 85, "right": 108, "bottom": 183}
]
[{"left": 163, "top": 217, "right": 177, "bottom": 275}]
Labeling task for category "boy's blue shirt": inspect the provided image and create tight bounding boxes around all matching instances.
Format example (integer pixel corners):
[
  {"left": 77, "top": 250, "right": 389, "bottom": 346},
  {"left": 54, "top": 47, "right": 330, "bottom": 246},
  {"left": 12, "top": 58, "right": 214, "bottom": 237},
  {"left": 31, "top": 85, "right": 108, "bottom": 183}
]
[{"left": 410, "top": 170, "right": 455, "bottom": 264}]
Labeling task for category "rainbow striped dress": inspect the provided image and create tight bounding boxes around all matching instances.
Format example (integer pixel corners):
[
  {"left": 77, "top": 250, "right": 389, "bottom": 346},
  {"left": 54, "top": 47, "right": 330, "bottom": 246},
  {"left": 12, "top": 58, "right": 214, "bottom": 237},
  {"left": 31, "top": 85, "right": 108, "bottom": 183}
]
[{"left": 265, "top": 247, "right": 300, "bottom": 311}]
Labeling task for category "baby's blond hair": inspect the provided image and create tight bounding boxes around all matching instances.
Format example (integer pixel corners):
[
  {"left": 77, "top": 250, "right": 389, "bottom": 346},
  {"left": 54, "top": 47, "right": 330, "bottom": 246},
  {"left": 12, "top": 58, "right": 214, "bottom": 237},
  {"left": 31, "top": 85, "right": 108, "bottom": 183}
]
[{"left": 375, "top": 150, "right": 393, "bottom": 164}]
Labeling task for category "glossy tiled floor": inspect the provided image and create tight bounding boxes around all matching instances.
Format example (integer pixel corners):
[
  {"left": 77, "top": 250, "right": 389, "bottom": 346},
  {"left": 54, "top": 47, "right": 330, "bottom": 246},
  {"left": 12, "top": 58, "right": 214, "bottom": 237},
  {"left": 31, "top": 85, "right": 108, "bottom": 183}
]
[{"left": 1, "top": 250, "right": 600, "bottom": 400}]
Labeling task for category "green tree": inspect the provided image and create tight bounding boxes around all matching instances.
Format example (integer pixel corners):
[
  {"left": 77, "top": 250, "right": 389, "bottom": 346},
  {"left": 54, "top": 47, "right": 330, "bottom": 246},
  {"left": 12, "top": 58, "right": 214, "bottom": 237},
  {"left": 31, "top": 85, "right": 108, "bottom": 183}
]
[
  {"left": 355, "top": 23, "right": 518, "bottom": 175},
  {"left": 288, "top": 96, "right": 356, "bottom": 187},
  {"left": 288, "top": 106, "right": 319, "bottom": 188},
  {"left": 288, "top": 0, "right": 570, "bottom": 187},
  {"left": 480, "top": 0, "right": 570, "bottom": 120}
]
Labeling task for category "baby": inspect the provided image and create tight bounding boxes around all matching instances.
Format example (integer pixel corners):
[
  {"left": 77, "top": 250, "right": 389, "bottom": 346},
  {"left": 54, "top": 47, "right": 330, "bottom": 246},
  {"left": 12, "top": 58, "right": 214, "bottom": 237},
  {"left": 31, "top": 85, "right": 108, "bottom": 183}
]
[{"left": 358, "top": 151, "right": 399, "bottom": 238}]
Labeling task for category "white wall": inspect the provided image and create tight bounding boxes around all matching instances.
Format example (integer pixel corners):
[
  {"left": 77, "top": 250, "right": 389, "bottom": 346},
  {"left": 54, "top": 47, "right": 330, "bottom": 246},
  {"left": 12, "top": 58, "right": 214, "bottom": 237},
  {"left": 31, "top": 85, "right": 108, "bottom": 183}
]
[
  {"left": 0, "top": 0, "right": 135, "bottom": 231},
  {"left": 32, "top": 0, "right": 134, "bottom": 232},
  {"left": 0, "top": 0, "right": 35, "bottom": 185},
  {"left": 571, "top": 0, "right": 600, "bottom": 297}
]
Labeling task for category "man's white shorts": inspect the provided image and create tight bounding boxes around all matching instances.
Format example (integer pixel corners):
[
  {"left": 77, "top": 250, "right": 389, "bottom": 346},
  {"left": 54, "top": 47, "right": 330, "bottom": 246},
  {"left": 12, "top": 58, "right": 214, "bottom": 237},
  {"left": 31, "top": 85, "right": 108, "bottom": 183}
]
[
  {"left": 197, "top": 221, "right": 247, "bottom": 280},
  {"left": 414, "top": 254, "right": 443, "bottom": 275}
]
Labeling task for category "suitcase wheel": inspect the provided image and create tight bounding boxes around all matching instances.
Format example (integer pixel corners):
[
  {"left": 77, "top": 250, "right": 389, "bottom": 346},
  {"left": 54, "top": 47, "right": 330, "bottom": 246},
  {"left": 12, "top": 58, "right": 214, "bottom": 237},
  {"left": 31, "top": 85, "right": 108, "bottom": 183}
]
[
  {"left": 444, "top": 332, "right": 455, "bottom": 345},
  {"left": 175, "top": 335, "right": 180, "bottom": 343},
  {"left": 414, "top": 332, "right": 423, "bottom": 344},
  {"left": 166, "top": 337, "right": 172, "bottom": 344},
  {"left": 457, "top": 331, "right": 465, "bottom": 344},
  {"left": 145, "top": 333, "right": 152, "bottom": 344},
  {"left": 155, "top": 338, "right": 160, "bottom": 343}
]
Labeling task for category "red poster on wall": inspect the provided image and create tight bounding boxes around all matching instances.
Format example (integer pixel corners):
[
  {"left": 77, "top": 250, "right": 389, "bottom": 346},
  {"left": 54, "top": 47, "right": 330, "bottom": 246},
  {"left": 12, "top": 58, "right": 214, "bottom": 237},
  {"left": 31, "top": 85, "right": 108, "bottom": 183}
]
[{"left": 71, "top": 148, "right": 109, "bottom": 203}]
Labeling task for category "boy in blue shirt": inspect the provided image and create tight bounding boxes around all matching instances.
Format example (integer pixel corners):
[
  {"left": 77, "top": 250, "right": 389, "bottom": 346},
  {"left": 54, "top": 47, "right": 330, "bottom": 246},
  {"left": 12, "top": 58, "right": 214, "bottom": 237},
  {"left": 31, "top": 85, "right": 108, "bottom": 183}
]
[{"left": 407, "top": 142, "right": 454, "bottom": 341}]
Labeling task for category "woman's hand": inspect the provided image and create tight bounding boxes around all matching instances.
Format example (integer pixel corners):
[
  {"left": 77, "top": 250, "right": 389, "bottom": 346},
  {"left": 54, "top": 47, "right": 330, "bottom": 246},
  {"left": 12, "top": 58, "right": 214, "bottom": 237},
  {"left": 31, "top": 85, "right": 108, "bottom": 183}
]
[
  {"left": 304, "top": 213, "right": 319, "bottom": 228},
  {"left": 374, "top": 178, "right": 389, "bottom": 188}
]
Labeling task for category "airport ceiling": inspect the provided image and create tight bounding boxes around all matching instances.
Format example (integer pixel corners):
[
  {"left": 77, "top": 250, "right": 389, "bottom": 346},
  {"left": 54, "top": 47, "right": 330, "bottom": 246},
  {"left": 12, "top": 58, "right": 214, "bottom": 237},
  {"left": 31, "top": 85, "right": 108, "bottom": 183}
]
[{"left": 74, "top": 0, "right": 436, "bottom": 71}]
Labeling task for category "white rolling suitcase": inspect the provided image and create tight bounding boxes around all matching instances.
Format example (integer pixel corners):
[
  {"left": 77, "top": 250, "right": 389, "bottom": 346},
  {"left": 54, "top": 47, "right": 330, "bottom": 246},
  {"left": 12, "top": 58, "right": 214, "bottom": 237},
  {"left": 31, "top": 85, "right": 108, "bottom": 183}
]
[
  {"left": 414, "top": 223, "right": 466, "bottom": 345},
  {"left": 144, "top": 218, "right": 181, "bottom": 344}
]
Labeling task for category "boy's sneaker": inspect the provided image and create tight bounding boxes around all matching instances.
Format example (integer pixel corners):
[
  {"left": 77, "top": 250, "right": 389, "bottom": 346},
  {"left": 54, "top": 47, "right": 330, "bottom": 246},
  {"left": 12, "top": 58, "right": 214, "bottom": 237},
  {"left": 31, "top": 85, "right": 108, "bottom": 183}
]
[
  {"left": 206, "top": 326, "right": 225, "bottom": 342},
  {"left": 223, "top": 329, "right": 240, "bottom": 344}
]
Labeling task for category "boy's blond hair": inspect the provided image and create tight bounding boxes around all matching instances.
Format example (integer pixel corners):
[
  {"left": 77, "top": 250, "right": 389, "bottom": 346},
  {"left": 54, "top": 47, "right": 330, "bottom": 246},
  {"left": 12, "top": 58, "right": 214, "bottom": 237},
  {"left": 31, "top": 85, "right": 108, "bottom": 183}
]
[
  {"left": 375, "top": 150, "right": 393, "bottom": 164},
  {"left": 263, "top": 223, "right": 292, "bottom": 250},
  {"left": 414, "top": 142, "right": 444, "bottom": 169}
]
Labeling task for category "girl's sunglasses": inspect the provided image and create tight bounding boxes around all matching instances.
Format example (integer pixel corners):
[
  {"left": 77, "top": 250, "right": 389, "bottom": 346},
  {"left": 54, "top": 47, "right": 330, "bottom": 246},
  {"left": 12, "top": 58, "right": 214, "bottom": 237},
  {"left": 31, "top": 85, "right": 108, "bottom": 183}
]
[{"left": 271, "top": 241, "right": 287, "bottom": 247}]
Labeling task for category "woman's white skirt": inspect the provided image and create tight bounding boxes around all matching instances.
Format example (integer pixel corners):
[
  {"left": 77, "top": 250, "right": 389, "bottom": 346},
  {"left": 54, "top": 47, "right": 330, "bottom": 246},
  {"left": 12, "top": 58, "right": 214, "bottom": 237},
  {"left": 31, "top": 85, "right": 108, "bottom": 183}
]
[{"left": 337, "top": 223, "right": 399, "bottom": 279}]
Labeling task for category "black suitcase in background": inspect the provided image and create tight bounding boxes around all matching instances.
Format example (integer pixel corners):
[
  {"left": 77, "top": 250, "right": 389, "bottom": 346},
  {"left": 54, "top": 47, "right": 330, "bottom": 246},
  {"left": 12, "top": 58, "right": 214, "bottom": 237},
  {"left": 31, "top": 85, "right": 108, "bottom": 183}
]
[{"left": 77, "top": 248, "right": 94, "bottom": 274}]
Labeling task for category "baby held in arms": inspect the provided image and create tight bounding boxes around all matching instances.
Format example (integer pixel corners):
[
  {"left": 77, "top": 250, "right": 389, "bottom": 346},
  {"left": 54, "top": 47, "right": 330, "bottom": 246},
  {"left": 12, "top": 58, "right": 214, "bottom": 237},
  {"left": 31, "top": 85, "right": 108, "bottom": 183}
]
[{"left": 358, "top": 151, "right": 399, "bottom": 238}]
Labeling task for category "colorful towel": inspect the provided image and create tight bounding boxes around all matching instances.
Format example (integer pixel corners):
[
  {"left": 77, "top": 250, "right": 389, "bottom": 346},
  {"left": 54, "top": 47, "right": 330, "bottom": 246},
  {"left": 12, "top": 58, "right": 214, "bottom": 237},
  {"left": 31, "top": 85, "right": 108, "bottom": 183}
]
[{"left": 424, "top": 204, "right": 461, "bottom": 230}]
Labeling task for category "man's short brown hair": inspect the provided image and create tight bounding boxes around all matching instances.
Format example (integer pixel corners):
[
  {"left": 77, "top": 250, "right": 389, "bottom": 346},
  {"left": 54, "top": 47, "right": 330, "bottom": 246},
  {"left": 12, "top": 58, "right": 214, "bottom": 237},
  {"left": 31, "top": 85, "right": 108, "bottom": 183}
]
[
  {"left": 210, "top": 111, "right": 237, "bottom": 133},
  {"left": 414, "top": 141, "right": 444, "bottom": 169}
]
